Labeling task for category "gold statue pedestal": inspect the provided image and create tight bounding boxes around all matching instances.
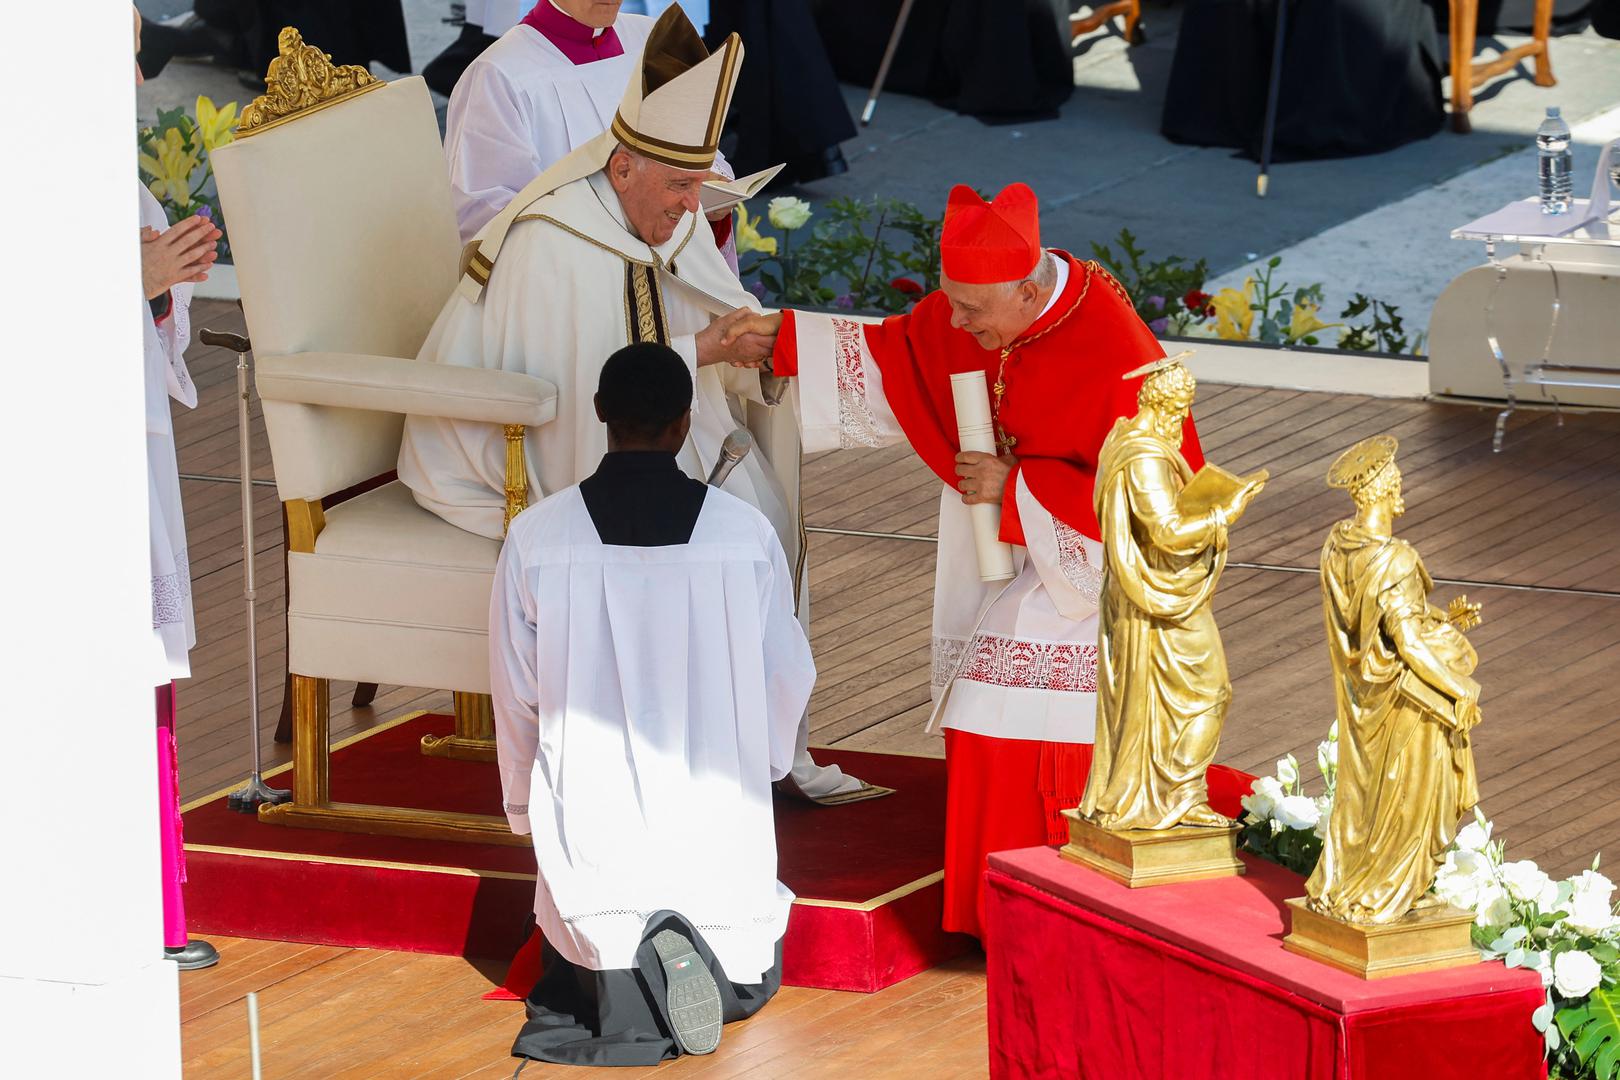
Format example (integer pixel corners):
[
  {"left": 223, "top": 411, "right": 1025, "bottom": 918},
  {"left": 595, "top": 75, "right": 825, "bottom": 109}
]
[
  {"left": 1283, "top": 898, "right": 1482, "bottom": 979},
  {"left": 1059, "top": 809, "right": 1245, "bottom": 888}
]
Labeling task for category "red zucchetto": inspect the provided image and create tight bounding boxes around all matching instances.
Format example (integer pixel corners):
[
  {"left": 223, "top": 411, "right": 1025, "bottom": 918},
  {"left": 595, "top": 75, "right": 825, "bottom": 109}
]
[{"left": 939, "top": 182, "right": 1042, "bottom": 284}]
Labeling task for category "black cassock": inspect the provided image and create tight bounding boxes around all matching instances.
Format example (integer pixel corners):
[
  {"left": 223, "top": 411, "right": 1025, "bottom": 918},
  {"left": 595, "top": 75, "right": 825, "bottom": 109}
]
[
  {"left": 704, "top": 0, "right": 858, "bottom": 186},
  {"left": 1161, "top": 0, "right": 1445, "bottom": 161},
  {"left": 811, "top": 0, "right": 1073, "bottom": 124}
]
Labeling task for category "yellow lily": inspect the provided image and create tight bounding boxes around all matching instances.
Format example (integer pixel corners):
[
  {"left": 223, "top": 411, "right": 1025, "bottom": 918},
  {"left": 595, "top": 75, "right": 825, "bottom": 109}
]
[
  {"left": 196, "top": 95, "right": 239, "bottom": 153},
  {"left": 735, "top": 209, "right": 777, "bottom": 257},
  {"left": 1285, "top": 301, "right": 1339, "bottom": 343},
  {"left": 139, "top": 127, "right": 200, "bottom": 207},
  {"left": 1209, "top": 279, "right": 1255, "bottom": 341}
]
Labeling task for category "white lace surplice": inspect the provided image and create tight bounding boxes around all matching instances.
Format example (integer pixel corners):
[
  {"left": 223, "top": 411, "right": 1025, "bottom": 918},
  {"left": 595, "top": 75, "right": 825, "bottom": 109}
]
[
  {"left": 490, "top": 486, "right": 811, "bottom": 981},
  {"left": 790, "top": 308, "right": 1102, "bottom": 746},
  {"left": 140, "top": 185, "right": 198, "bottom": 682}
]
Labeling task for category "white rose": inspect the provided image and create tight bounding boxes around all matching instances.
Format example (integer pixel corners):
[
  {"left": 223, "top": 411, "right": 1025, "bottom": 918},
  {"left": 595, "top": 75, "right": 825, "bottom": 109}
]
[
  {"left": 1276, "top": 755, "right": 1299, "bottom": 787},
  {"left": 1552, "top": 950, "right": 1603, "bottom": 998},
  {"left": 1316, "top": 739, "right": 1336, "bottom": 777},
  {"left": 1242, "top": 775, "right": 1284, "bottom": 821},
  {"left": 1313, "top": 796, "right": 1333, "bottom": 841},
  {"left": 1475, "top": 881, "right": 1515, "bottom": 929},
  {"left": 767, "top": 196, "right": 812, "bottom": 231},
  {"left": 1454, "top": 818, "right": 1493, "bottom": 853},
  {"left": 1502, "top": 861, "right": 1556, "bottom": 907},
  {"left": 1435, "top": 856, "right": 1484, "bottom": 910},
  {"left": 1565, "top": 892, "right": 1620, "bottom": 937},
  {"left": 1568, "top": 869, "right": 1615, "bottom": 909},
  {"left": 1274, "top": 794, "right": 1320, "bottom": 832}
]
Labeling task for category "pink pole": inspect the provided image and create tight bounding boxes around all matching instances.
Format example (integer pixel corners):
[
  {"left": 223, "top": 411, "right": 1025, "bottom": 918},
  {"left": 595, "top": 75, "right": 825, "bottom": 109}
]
[{"left": 156, "top": 682, "right": 188, "bottom": 949}]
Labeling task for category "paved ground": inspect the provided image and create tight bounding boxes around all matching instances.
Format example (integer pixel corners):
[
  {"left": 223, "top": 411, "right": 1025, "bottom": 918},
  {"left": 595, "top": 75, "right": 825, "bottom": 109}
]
[{"left": 135, "top": 1, "right": 1620, "bottom": 334}]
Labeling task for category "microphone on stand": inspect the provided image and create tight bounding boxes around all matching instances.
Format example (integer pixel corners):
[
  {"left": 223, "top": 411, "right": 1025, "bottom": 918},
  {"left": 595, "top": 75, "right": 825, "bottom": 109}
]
[{"left": 706, "top": 428, "right": 754, "bottom": 487}]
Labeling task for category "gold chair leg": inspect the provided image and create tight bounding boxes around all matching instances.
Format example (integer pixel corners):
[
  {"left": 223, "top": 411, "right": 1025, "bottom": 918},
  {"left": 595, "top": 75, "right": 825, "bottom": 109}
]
[
  {"left": 259, "top": 678, "right": 525, "bottom": 844},
  {"left": 420, "top": 691, "right": 498, "bottom": 762}
]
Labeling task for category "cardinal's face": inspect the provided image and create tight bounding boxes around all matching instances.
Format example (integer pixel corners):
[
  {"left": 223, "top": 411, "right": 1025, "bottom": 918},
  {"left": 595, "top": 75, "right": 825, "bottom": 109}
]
[
  {"left": 940, "top": 273, "right": 1041, "bottom": 352},
  {"left": 610, "top": 150, "right": 703, "bottom": 247},
  {"left": 556, "top": 0, "right": 624, "bottom": 28}
]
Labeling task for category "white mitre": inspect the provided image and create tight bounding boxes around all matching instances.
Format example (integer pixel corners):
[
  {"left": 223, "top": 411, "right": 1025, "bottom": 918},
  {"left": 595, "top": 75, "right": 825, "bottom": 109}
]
[{"left": 458, "top": 5, "right": 742, "bottom": 303}]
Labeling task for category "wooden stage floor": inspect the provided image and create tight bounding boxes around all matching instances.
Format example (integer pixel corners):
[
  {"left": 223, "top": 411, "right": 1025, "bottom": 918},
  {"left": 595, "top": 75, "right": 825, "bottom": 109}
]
[{"left": 175, "top": 301, "right": 1620, "bottom": 1076}]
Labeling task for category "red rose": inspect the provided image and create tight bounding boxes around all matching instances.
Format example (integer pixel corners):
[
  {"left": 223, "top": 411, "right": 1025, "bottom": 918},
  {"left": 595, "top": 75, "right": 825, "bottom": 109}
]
[
  {"left": 890, "top": 277, "right": 924, "bottom": 296},
  {"left": 1182, "top": 288, "right": 1211, "bottom": 311}
]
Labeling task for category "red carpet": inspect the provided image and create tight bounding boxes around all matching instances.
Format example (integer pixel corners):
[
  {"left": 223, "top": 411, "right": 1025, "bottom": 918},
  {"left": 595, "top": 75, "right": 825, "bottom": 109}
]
[{"left": 183, "top": 712, "right": 970, "bottom": 992}]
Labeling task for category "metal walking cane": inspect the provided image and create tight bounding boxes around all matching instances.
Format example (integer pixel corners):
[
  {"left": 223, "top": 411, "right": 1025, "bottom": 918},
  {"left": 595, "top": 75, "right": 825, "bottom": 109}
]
[{"left": 199, "top": 328, "right": 290, "bottom": 813}]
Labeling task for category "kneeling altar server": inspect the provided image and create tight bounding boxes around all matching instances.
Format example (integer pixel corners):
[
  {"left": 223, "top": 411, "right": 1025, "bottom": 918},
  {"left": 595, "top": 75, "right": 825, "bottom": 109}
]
[
  {"left": 400, "top": 7, "right": 871, "bottom": 802},
  {"left": 727, "top": 183, "right": 1205, "bottom": 939},
  {"left": 491, "top": 343, "right": 807, "bottom": 1064}
]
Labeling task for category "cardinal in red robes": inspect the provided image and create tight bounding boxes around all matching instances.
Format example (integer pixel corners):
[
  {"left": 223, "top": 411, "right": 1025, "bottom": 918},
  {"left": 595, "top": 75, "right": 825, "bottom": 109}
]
[{"left": 726, "top": 183, "right": 1203, "bottom": 939}]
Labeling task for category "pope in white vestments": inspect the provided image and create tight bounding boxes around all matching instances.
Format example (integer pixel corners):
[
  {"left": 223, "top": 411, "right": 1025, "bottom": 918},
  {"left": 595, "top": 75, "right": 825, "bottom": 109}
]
[
  {"left": 401, "top": 6, "right": 875, "bottom": 802},
  {"left": 491, "top": 342, "right": 804, "bottom": 1064}
]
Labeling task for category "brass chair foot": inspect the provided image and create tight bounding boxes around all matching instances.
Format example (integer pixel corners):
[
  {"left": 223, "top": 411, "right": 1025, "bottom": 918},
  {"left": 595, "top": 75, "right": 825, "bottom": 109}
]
[{"left": 420, "top": 733, "right": 498, "bottom": 763}]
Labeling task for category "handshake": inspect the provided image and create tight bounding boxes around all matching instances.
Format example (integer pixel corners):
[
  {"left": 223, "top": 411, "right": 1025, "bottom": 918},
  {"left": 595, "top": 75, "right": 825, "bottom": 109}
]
[{"left": 696, "top": 309, "right": 788, "bottom": 370}]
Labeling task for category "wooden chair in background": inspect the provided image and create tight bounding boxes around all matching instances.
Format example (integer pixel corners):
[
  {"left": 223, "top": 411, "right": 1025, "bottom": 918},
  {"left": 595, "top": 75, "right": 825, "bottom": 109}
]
[
  {"left": 1448, "top": 0, "right": 1555, "bottom": 132},
  {"left": 1072, "top": 1, "right": 1144, "bottom": 45}
]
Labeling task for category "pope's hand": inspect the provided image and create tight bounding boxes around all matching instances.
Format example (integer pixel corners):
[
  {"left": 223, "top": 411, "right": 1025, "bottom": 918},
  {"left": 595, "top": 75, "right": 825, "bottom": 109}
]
[
  {"left": 697, "top": 308, "right": 776, "bottom": 368},
  {"left": 719, "top": 311, "right": 785, "bottom": 348},
  {"left": 955, "top": 451, "right": 1015, "bottom": 506},
  {"left": 141, "top": 214, "right": 221, "bottom": 300}
]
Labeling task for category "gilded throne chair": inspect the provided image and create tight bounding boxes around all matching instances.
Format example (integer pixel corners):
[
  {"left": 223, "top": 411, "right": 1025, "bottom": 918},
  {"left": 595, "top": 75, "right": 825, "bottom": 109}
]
[{"left": 210, "top": 30, "right": 555, "bottom": 844}]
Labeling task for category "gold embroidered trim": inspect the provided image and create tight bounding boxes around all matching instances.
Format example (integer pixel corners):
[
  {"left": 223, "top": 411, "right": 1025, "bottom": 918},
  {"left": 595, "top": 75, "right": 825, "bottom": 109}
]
[{"left": 514, "top": 213, "right": 656, "bottom": 267}]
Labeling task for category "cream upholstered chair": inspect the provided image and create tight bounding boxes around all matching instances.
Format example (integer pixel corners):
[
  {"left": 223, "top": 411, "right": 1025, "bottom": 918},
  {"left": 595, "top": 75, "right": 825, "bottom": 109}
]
[{"left": 211, "top": 30, "right": 553, "bottom": 844}]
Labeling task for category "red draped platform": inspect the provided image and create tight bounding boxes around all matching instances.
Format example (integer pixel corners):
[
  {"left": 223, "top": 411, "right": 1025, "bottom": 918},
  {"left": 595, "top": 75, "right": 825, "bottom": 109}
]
[
  {"left": 984, "top": 847, "right": 1547, "bottom": 1080},
  {"left": 182, "top": 712, "right": 970, "bottom": 992}
]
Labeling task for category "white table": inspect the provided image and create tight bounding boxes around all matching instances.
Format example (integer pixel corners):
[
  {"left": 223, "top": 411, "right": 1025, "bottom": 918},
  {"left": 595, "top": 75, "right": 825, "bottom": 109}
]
[{"left": 1430, "top": 196, "right": 1620, "bottom": 451}]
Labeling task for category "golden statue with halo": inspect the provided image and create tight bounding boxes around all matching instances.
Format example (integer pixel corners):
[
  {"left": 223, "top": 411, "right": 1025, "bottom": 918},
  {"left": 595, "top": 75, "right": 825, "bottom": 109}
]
[
  {"left": 1284, "top": 434, "right": 1484, "bottom": 978},
  {"left": 1062, "top": 355, "right": 1267, "bottom": 887}
]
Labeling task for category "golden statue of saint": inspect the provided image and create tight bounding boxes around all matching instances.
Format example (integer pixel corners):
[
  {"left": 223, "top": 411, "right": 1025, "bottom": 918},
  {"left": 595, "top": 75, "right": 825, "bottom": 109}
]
[
  {"left": 1079, "top": 358, "right": 1267, "bottom": 832},
  {"left": 1306, "top": 436, "right": 1482, "bottom": 924}
]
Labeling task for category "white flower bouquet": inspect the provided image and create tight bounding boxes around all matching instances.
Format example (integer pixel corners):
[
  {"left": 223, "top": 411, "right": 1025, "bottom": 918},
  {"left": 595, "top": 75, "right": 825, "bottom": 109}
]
[
  {"left": 1235, "top": 723, "right": 1337, "bottom": 877},
  {"left": 1434, "top": 812, "right": 1620, "bottom": 1079}
]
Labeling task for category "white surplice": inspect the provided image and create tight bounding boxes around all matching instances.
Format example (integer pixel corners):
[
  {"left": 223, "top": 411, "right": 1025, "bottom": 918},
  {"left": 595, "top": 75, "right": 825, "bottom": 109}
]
[
  {"left": 490, "top": 484, "right": 810, "bottom": 980},
  {"left": 399, "top": 169, "right": 867, "bottom": 799},
  {"left": 788, "top": 260, "right": 1103, "bottom": 746},
  {"left": 444, "top": 12, "right": 656, "bottom": 243},
  {"left": 140, "top": 186, "right": 199, "bottom": 683}
]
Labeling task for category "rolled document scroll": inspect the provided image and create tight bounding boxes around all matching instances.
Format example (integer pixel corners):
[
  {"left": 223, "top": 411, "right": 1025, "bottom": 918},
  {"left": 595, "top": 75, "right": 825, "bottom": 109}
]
[
  {"left": 706, "top": 428, "right": 755, "bottom": 487},
  {"left": 949, "top": 371, "right": 1016, "bottom": 582}
]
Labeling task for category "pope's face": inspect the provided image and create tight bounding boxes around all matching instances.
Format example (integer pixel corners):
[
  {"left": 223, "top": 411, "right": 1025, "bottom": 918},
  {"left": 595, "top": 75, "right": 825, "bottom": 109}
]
[
  {"left": 555, "top": 0, "right": 623, "bottom": 28},
  {"left": 940, "top": 272, "right": 1041, "bottom": 352},
  {"left": 610, "top": 151, "right": 704, "bottom": 247}
]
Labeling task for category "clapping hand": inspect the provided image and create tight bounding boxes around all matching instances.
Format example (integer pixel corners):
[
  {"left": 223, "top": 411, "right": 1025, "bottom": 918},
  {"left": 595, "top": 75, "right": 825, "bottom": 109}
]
[{"left": 141, "top": 214, "right": 221, "bottom": 300}]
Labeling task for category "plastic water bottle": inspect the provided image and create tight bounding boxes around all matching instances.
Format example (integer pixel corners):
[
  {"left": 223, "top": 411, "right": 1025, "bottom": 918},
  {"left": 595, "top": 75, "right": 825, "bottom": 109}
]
[{"left": 1537, "top": 107, "right": 1573, "bottom": 215}]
